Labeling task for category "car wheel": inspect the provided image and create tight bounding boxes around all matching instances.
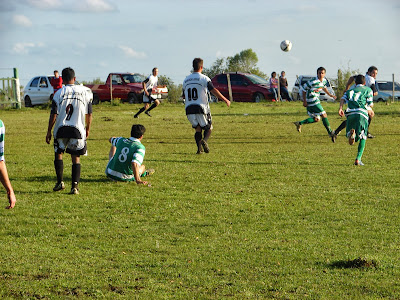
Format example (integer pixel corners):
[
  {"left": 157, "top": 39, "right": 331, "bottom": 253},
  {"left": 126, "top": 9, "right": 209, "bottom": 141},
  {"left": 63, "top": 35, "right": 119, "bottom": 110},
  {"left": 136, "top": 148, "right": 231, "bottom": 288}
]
[
  {"left": 92, "top": 94, "right": 100, "bottom": 105},
  {"left": 128, "top": 93, "right": 138, "bottom": 104},
  {"left": 24, "top": 96, "right": 32, "bottom": 107},
  {"left": 253, "top": 93, "right": 265, "bottom": 102}
]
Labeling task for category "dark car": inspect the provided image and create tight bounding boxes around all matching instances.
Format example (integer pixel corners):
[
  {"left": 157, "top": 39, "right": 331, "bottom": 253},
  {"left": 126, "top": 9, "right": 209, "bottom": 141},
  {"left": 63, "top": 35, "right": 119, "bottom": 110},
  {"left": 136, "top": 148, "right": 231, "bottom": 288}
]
[{"left": 211, "top": 72, "right": 273, "bottom": 102}]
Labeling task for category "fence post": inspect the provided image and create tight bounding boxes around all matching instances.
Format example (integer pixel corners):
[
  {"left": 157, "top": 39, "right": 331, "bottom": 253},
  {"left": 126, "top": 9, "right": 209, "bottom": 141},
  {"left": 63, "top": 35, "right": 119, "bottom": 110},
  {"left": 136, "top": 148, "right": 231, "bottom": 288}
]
[
  {"left": 13, "top": 68, "right": 21, "bottom": 109},
  {"left": 392, "top": 74, "right": 395, "bottom": 103}
]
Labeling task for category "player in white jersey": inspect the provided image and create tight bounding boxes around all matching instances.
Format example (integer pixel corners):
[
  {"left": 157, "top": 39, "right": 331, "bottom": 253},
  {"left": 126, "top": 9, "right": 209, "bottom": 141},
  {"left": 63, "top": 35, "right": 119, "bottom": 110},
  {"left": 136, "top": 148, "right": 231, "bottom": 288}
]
[
  {"left": 134, "top": 68, "right": 160, "bottom": 118},
  {"left": 0, "top": 120, "right": 16, "bottom": 209},
  {"left": 332, "top": 66, "right": 378, "bottom": 142},
  {"left": 46, "top": 67, "right": 93, "bottom": 194},
  {"left": 183, "top": 58, "right": 230, "bottom": 154}
]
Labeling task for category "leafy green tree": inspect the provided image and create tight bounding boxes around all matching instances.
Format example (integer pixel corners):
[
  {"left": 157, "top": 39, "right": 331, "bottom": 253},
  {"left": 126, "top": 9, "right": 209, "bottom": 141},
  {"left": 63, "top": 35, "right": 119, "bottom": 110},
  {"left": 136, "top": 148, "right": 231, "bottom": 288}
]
[
  {"left": 158, "top": 75, "right": 182, "bottom": 103},
  {"left": 203, "top": 58, "right": 226, "bottom": 79},
  {"left": 333, "top": 65, "right": 360, "bottom": 98}
]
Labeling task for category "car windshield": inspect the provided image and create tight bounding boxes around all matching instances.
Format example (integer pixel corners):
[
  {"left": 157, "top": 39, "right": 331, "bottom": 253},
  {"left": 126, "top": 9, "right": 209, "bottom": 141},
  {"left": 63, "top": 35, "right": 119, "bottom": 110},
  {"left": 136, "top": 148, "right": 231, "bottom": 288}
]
[
  {"left": 377, "top": 81, "right": 400, "bottom": 91},
  {"left": 122, "top": 74, "right": 145, "bottom": 83},
  {"left": 245, "top": 74, "right": 269, "bottom": 85}
]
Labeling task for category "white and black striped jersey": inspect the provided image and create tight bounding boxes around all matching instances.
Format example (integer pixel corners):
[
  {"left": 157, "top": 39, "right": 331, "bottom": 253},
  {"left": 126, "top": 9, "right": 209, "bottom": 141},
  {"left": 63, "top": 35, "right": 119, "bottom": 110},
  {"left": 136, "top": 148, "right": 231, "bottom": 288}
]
[{"left": 183, "top": 72, "right": 214, "bottom": 115}]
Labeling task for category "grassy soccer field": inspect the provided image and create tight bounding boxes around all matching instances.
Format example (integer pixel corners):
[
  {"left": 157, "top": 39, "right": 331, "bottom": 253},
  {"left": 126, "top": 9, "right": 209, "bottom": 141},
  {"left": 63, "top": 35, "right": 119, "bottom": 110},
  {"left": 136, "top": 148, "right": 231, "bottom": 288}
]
[{"left": 1, "top": 101, "right": 399, "bottom": 299}]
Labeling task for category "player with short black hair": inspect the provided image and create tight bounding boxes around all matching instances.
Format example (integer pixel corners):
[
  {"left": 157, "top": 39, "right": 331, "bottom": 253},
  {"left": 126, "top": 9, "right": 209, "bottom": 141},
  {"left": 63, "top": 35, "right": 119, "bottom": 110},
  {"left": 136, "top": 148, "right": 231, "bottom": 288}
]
[
  {"left": 183, "top": 58, "right": 230, "bottom": 154},
  {"left": 106, "top": 124, "right": 153, "bottom": 185},
  {"left": 134, "top": 67, "right": 160, "bottom": 118},
  {"left": 338, "top": 74, "right": 374, "bottom": 165},
  {"left": 293, "top": 67, "right": 336, "bottom": 136},
  {"left": 46, "top": 67, "right": 93, "bottom": 194},
  {"left": 332, "top": 66, "right": 378, "bottom": 142}
]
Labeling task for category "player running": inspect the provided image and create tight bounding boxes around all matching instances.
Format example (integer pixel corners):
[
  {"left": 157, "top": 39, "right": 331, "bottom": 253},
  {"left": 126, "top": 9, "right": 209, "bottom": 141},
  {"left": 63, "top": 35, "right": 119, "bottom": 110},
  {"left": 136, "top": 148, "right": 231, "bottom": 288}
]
[
  {"left": 332, "top": 66, "right": 378, "bottom": 142},
  {"left": 183, "top": 58, "right": 230, "bottom": 154},
  {"left": 46, "top": 67, "right": 93, "bottom": 194},
  {"left": 105, "top": 124, "right": 154, "bottom": 185},
  {"left": 0, "top": 120, "right": 16, "bottom": 209},
  {"left": 293, "top": 67, "right": 336, "bottom": 136},
  {"left": 338, "top": 74, "right": 374, "bottom": 165},
  {"left": 134, "top": 67, "right": 160, "bottom": 118}
]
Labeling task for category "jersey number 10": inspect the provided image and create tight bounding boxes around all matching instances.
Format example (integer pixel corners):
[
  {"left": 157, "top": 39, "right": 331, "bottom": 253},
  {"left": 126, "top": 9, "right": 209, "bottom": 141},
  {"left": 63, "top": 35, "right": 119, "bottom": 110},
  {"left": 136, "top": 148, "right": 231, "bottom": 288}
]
[{"left": 187, "top": 88, "right": 198, "bottom": 101}]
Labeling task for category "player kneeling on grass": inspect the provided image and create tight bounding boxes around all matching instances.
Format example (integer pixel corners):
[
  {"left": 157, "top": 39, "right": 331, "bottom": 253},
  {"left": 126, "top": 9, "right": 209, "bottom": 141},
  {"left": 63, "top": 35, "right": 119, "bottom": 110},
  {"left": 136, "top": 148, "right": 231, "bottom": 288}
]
[
  {"left": 338, "top": 74, "right": 374, "bottom": 166},
  {"left": 105, "top": 124, "right": 154, "bottom": 185},
  {"left": 183, "top": 58, "right": 230, "bottom": 154}
]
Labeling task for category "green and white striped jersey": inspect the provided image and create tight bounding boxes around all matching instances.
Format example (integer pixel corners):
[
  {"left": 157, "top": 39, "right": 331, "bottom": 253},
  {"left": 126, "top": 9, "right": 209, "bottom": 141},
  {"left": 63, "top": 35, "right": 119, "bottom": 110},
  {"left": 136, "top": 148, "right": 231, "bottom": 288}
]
[
  {"left": 342, "top": 84, "right": 373, "bottom": 120},
  {"left": 106, "top": 137, "right": 145, "bottom": 181},
  {"left": 301, "top": 77, "right": 328, "bottom": 106},
  {"left": 0, "top": 119, "right": 4, "bottom": 161}
]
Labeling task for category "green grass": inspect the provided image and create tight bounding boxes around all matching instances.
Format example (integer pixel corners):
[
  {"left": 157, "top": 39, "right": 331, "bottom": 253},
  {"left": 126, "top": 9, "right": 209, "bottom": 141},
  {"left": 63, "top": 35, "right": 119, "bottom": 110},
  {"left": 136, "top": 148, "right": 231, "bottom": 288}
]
[{"left": 1, "top": 101, "right": 400, "bottom": 299}]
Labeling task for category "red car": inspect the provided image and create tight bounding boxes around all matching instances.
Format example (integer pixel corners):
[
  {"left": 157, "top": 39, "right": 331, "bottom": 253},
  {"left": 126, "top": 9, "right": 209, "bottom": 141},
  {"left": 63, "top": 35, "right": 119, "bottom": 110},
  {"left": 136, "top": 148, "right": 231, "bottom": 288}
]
[{"left": 211, "top": 72, "right": 274, "bottom": 102}]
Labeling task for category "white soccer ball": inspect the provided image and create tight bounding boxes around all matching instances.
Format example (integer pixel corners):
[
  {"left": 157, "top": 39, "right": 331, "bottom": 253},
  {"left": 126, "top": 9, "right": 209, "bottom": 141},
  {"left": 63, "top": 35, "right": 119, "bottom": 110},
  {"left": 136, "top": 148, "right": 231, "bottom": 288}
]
[{"left": 280, "top": 40, "right": 292, "bottom": 52}]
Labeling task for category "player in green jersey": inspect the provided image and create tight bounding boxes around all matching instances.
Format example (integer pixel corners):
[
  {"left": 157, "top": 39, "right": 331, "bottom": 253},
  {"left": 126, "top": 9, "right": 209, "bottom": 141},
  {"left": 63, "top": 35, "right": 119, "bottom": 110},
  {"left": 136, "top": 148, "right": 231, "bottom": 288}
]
[
  {"left": 293, "top": 67, "right": 336, "bottom": 136},
  {"left": 105, "top": 124, "right": 154, "bottom": 185},
  {"left": 0, "top": 120, "right": 16, "bottom": 209},
  {"left": 338, "top": 75, "right": 374, "bottom": 166}
]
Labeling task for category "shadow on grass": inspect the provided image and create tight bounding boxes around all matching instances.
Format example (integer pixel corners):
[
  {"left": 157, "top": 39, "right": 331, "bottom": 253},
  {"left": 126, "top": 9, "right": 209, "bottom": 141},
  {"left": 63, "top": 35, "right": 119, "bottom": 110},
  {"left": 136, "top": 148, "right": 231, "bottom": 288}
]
[
  {"left": 325, "top": 257, "right": 378, "bottom": 269},
  {"left": 23, "top": 175, "right": 111, "bottom": 183}
]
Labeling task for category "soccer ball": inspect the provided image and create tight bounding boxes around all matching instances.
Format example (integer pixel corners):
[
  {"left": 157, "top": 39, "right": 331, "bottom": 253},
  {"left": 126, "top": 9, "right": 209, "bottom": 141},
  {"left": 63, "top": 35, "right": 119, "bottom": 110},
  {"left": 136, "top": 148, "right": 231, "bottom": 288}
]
[{"left": 280, "top": 40, "right": 292, "bottom": 52}]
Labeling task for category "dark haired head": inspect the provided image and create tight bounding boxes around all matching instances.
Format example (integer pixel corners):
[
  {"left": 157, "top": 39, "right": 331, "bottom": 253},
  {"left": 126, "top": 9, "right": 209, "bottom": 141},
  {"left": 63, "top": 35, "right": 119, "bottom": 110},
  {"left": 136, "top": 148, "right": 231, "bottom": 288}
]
[
  {"left": 152, "top": 67, "right": 158, "bottom": 74},
  {"left": 131, "top": 124, "right": 146, "bottom": 138},
  {"left": 271, "top": 72, "right": 276, "bottom": 77},
  {"left": 193, "top": 58, "right": 203, "bottom": 72},
  {"left": 61, "top": 67, "right": 75, "bottom": 82},
  {"left": 367, "top": 66, "right": 378, "bottom": 74},
  {"left": 355, "top": 74, "right": 365, "bottom": 85},
  {"left": 317, "top": 67, "right": 326, "bottom": 74}
]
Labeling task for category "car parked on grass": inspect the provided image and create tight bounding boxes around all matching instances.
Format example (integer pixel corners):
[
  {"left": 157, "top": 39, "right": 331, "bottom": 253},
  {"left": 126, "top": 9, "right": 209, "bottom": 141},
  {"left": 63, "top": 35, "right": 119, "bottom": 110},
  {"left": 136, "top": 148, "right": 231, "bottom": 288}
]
[
  {"left": 291, "top": 75, "right": 336, "bottom": 102},
  {"left": 210, "top": 72, "right": 274, "bottom": 102},
  {"left": 23, "top": 75, "right": 54, "bottom": 106},
  {"left": 374, "top": 81, "right": 400, "bottom": 102}
]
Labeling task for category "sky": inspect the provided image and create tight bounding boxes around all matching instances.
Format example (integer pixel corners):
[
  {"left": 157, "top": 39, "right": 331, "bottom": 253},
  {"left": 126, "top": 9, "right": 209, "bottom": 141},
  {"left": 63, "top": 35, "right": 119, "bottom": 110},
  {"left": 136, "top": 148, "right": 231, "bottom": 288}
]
[{"left": 1, "top": 0, "right": 400, "bottom": 89}]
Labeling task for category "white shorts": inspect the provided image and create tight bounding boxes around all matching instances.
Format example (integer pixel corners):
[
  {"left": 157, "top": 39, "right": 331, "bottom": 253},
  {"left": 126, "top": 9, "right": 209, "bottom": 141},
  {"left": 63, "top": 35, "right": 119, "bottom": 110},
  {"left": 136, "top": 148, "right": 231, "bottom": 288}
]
[
  {"left": 143, "top": 94, "right": 158, "bottom": 103},
  {"left": 54, "top": 138, "right": 87, "bottom": 155},
  {"left": 187, "top": 113, "right": 213, "bottom": 130}
]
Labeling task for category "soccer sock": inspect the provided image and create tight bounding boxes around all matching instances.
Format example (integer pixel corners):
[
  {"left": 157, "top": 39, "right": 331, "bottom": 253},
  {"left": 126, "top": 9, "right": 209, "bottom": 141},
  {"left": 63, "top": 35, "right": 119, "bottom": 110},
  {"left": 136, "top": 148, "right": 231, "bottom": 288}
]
[
  {"left": 335, "top": 120, "right": 347, "bottom": 135},
  {"left": 195, "top": 132, "right": 202, "bottom": 150},
  {"left": 145, "top": 103, "right": 157, "bottom": 112},
  {"left": 299, "top": 118, "right": 315, "bottom": 125},
  {"left": 71, "top": 163, "right": 81, "bottom": 188},
  {"left": 356, "top": 139, "right": 366, "bottom": 161},
  {"left": 135, "top": 107, "right": 146, "bottom": 117},
  {"left": 203, "top": 129, "right": 212, "bottom": 142},
  {"left": 54, "top": 159, "right": 63, "bottom": 183},
  {"left": 322, "top": 117, "right": 332, "bottom": 134},
  {"left": 368, "top": 117, "right": 372, "bottom": 130}
]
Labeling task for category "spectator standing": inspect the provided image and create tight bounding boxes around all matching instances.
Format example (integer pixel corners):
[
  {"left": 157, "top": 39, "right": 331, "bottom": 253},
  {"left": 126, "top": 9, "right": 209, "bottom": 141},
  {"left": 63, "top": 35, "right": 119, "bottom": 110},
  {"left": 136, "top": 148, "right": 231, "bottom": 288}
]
[
  {"left": 279, "top": 71, "right": 292, "bottom": 101},
  {"left": 50, "top": 70, "right": 63, "bottom": 94},
  {"left": 269, "top": 72, "right": 279, "bottom": 101}
]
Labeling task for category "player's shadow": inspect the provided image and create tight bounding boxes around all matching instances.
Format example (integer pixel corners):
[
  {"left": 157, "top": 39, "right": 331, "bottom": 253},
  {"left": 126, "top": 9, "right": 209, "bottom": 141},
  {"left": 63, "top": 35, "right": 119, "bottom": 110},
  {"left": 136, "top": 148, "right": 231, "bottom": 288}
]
[{"left": 317, "top": 258, "right": 378, "bottom": 269}]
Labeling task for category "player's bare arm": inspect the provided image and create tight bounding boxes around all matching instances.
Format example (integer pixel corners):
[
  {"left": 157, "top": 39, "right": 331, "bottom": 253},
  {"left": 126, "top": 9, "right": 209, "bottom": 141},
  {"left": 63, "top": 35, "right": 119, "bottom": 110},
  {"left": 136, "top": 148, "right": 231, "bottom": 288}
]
[
  {"left": 210, "top": 88, "right": 230, "bottom": 107},
  {"left": 302, "top": 90, "right": 307, "bottom": 107},
  {"left": 323, "top": 87, "right": 336, "bottom": 99},
  {"left": 132, "top": 162, "right": 147, "bottom": 185},
  {"left": 345, "top": 76, "right": 355, "bottom": 91},
  {"left": 85, "top": 113, "right": 92, "bottom": 139},
  {"left": 46, "top": 113, "right": 57, "bottom": 144},
  {"left": 142, "top": 82, "right": 149, "bottom": 96},
  {"left": 338, "top": 98, "right": 345, "bottom": 117}
]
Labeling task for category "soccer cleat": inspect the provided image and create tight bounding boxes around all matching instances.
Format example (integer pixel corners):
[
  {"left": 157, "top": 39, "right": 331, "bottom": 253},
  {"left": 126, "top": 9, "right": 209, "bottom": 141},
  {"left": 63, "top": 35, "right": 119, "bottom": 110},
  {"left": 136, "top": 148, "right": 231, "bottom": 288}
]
[
  {"left": 354, "top": 160, "right": 364, "bottom": 166},
  {"left": 330, "top": 132, "right": 337, "bottom": 143},
  {"left": 196, "top": 150, "right": 203, "bottom": 154},
  {"left": 367, "top": 133, "right": 375, "bottom": 139},
  {"left": 133, "top": 114, "right": 139, "bottom": 118},
  {"left": 69, "top": 187, "right": 79, "bottom": 195},
  {"left": 349, "top": 129, "right": 356, "bottom": 145},
  {"left": 293, "top": 121, "right": 301, "bottom": 133},
  {"left": 53, "top": 181, "right": 65, "bottom": 192},
  {"left": 201, "top": 139, "right": 210, "bottom": 153},
  {"left": 142, "top": 168, "right": 155, "bottom": 177},
  {"left": 145, "top": 111, "right": 152, "bottom": 117}
]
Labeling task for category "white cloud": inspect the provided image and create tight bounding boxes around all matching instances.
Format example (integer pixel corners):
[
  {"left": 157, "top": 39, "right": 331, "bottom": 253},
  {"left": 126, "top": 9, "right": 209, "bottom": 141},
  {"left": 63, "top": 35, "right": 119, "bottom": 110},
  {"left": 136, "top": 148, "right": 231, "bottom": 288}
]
[
  {"left": 12, "top": 14, "right": 33, "bottom": 27},
  {"left": 25, "top": 0, "right": 63, "bottom": 10},
  {"left": 74, "top": 0, "right": 117, "bottom": 13},
  {"left": 118, "top": 46, "right": 147, "bottom": 59},
  {"left": 12, "top": 42, "right": 44, "bottom": 54}
]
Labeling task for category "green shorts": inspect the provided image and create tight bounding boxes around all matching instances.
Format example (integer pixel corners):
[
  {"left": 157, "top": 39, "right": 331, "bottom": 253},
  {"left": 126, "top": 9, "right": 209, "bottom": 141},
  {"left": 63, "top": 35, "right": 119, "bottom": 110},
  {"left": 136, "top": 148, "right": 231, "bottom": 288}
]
[
  {"left": 346, "top": 114, "right": 368, "bottom": 142},
  {"left": 307, "top": 103, "right": 325, "bottom": 118}
]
